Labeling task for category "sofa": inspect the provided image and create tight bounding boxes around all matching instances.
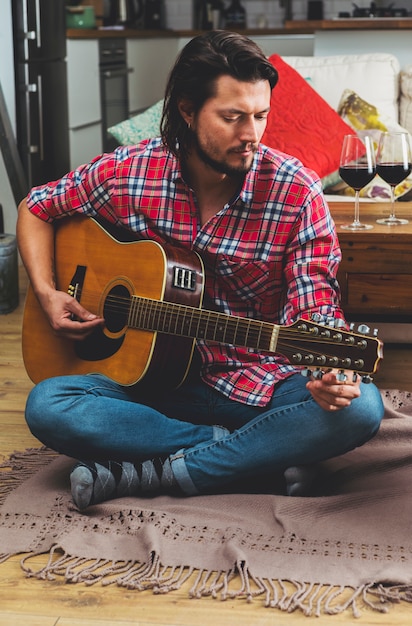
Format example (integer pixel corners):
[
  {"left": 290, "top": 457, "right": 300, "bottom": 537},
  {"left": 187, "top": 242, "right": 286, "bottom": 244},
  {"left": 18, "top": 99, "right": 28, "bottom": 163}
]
[
  {"left": 108, "top": 52, "right": 412, "bottom": 199},
  {"left": 285, "top": 53, "right": 411, "bottom": 133}
]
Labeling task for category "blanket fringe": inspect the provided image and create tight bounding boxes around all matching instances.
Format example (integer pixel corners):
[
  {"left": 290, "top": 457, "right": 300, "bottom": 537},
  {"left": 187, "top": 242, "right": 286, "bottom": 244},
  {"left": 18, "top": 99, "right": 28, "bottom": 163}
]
[
  {"left": 12, "top": 547, "right": 412, "bottom": 616},
  {"left": 0, "top": 447, "right": 58, "bottom": 507}
]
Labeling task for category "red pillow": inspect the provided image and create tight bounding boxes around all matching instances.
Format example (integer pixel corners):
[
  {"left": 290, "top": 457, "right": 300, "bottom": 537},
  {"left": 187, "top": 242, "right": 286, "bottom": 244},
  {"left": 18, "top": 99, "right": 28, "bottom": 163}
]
[{"left": 262, "top": 55, "right": 354, "bottom": 179}]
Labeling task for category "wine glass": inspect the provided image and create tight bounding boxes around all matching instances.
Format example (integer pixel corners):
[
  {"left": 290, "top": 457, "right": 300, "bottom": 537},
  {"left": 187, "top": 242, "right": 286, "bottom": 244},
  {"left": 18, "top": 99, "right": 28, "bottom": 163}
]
[
  {"left": 339, "top": 134, "right": 376, "bottom": 231},
  {"left": 376, "top": 131, "right": 412, "bottom": 226}
]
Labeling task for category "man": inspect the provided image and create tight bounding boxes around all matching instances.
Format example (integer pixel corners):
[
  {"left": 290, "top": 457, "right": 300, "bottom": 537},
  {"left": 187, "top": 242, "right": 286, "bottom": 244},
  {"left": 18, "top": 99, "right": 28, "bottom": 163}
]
[{"left": 17, "top": 31, "right": 384, "bottom": 510}]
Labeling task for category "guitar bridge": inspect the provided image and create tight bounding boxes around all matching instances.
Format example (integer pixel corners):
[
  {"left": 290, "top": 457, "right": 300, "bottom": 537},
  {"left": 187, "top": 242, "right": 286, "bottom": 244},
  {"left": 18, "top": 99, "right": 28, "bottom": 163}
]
[
  {"left": 173, "top": 265, "right": 197, "bottom": 291},
  {"left": 68, "top": 265, "right": 87, "bottom": 301}
]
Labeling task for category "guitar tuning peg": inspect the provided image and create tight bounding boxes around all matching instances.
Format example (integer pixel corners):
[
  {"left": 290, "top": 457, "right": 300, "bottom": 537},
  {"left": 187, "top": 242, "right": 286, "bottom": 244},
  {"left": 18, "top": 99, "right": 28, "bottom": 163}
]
[
  {"left": 349, "top": 322, "right": 355, "bottom": 331},
  {"left": 311, "top": 312, "right": 322, "bottom": 322},
  {"left": 373, "top": 328, "right": 379, "bottom": 337},
  {"left": 312, "top": 368, "right": 324, "bottom": 380},
  {"left": 300, "top": 368, "right": 312, "bottom": 378},
  {"left": 334, "top": 318, "right": 346, "bottom": 329},
  {"left": 336, "top": 370, "right": 347, "bottom": 382},
  {"left": 361, "top": 375, "right": 373, "bottom": 384},
  {"left": 357, "top": 324, "right": 370, "bottom": 335}
]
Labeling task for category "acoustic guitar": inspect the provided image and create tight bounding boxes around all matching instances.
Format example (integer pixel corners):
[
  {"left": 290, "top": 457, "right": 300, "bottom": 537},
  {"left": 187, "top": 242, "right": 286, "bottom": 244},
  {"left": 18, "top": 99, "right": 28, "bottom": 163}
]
[{"left": 22, "top": 216, "right": 383, "bottom": 390}]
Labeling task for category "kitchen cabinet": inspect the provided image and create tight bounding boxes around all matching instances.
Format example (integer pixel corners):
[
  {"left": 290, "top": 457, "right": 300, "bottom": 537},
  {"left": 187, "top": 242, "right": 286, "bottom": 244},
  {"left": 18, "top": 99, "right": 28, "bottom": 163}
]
[
  {"left": 127, "top": 38, "right": 180, "bottom": 115},
  {"left": 250, "top": 34, "right": 313, "bottom": 57},
  {"left": 69, "top": 124, "right": 103, "bottom": 169},
  {"left": 67, "top": 39, "right": 102, "bottom": 168}
]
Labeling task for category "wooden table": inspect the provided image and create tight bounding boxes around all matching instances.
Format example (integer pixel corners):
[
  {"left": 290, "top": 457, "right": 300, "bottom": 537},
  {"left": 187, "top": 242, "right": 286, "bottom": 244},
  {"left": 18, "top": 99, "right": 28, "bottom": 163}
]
[{"left": 328, "top": 201, "right": 412, "bottom": 321}]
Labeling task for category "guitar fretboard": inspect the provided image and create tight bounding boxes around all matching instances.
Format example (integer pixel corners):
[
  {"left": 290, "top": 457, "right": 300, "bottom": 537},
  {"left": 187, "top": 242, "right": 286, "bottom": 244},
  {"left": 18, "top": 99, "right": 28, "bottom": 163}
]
[{"left": 129, "top": 295, "right": 279, "bottom": 351}]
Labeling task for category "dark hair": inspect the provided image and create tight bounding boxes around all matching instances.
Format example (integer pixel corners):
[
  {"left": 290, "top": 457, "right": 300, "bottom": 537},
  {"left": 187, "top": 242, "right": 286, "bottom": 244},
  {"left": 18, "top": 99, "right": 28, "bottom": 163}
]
[{"left": 160, "top": 30, "right": 278, "bottom": 158}]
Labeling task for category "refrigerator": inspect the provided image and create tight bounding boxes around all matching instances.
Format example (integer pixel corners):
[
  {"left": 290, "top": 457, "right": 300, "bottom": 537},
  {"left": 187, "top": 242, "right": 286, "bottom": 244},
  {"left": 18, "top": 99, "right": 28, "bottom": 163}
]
[{"left": 12, "top": 0, "right": 70, "bottom": 188}]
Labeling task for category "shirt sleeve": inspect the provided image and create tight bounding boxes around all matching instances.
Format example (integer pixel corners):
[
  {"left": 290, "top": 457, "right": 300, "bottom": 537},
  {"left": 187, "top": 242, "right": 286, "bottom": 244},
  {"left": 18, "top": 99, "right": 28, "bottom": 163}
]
[
  {"left": 281, "top": 180, "right": 345, "bottom": 327},
  {"left": 26, "top": 151, "right": 122, "bottom": 223}
]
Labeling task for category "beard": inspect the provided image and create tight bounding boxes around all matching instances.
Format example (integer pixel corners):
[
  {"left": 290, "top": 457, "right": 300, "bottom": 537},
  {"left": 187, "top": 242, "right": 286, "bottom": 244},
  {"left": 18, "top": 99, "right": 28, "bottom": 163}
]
[{"left": 190, "top": 131, "right": 257, "bottom": 177}]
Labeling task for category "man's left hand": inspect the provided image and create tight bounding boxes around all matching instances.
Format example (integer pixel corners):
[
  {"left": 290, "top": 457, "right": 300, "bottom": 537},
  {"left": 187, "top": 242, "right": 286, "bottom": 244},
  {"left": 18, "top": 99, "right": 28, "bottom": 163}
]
[{"left": 306, "top": 369, "right": 361, "bottom": 411}]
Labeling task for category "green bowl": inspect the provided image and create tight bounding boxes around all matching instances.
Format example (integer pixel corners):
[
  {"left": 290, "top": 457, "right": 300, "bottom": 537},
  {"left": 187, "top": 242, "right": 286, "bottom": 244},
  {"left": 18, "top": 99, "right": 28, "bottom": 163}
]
[{"left": 66, "top": 6, "right": 96, "bottom": 29}]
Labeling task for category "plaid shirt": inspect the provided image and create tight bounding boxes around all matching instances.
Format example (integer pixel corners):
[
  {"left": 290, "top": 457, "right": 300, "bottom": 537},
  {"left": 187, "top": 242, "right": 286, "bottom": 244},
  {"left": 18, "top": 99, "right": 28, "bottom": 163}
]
[{"left": 27, "top": 138, "right": 344, "bottom": 406}]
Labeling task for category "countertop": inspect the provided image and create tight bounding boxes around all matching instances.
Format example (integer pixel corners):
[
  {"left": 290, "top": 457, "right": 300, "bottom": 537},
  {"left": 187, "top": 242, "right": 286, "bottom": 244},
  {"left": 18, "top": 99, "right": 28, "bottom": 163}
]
[
  {"left": 285, "top": 18, "right": 412, "bottom": 31},
  {"left": 67, "top": 19, "right": 412, "bottom": 39},
  {"left": 66, "top": 27, "right": 312, "bottom": 39}
]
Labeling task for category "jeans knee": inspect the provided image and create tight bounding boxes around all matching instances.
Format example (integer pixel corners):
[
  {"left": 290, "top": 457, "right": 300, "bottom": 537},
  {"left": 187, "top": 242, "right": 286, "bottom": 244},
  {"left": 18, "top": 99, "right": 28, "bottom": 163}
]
[
  {"left": 348, "top": 383, "right": 384, "bottom": 442},
  {"left": 25, "top": 379, "right": 60, "bottom": 442}
]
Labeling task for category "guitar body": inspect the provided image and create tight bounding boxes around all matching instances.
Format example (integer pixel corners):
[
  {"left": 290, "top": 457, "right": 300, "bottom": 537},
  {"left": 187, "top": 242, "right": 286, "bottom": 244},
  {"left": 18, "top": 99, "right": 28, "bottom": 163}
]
[
  {"left": 22, "top": 216, "right": 205, "bottom": 390},
  {"left": 23, "top": 216, "right": 384, "bottom": 388}
]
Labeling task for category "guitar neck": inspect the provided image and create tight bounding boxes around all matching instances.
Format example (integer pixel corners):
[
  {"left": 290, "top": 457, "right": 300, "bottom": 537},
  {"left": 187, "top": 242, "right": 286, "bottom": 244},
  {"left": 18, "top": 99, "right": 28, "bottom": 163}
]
[
  {"left": 127, "top": 295, "right": 382, "bottom": 375},
  {"left": 129, "top": 296, "right": 277, "bottom": 352}
]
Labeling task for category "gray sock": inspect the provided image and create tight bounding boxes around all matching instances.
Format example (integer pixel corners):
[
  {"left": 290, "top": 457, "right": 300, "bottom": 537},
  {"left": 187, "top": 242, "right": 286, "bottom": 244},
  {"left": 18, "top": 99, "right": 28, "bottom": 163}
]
[
  {"left": 284, "top": 465, "right": 318, "bottom": 497},
  {"left": 70, "top": 458, "right": 179, "bottom": 510}
]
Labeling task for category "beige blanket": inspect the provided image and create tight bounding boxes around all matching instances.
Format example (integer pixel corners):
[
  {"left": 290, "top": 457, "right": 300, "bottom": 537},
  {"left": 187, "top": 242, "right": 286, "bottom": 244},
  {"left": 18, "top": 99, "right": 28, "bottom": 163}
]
[{"left": 1, "top": 388, "right": 412, "bottom": 617}]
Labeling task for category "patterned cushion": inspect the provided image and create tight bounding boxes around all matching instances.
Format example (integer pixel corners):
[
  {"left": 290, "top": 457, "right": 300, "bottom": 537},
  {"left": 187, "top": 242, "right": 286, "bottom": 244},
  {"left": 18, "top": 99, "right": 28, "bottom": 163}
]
[{"left": 108, "top": 100, "right": 163, "bottom": 145}]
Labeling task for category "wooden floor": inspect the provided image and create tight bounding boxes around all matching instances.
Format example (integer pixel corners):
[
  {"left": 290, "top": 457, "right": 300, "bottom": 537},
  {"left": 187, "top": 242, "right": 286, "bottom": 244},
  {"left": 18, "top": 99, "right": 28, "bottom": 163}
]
[{"left": 1, "top": 267, "right": 412, "bottom": 626}]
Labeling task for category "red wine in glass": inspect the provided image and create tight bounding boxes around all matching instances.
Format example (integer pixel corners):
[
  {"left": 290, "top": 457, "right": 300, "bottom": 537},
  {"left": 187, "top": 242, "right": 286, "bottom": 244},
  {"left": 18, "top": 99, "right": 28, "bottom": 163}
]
[
  {"left": 339, "top": 165, "right": 376, "bottom": 191},
  {"left": 376, "top": 132, "right": 412, "bottom": 226},
  {"left": 376, "top": 163, "right": 412, "bottom": 186},
  {"left": 339, "top": 134, "right": 376, "bottom": 231}
]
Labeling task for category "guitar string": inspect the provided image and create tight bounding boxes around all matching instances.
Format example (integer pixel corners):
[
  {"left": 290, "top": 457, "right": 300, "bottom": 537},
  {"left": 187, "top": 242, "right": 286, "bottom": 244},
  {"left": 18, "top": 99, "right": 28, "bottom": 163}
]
[{"left": 77, "top": 290, "right": 369, "bottom": 351}]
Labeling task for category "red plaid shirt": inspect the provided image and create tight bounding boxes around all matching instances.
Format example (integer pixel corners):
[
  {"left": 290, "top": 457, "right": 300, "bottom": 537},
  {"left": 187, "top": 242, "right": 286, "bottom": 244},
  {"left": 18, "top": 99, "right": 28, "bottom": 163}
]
[{"left": 27, "top": 138, "right": 344, "bottom": 406}]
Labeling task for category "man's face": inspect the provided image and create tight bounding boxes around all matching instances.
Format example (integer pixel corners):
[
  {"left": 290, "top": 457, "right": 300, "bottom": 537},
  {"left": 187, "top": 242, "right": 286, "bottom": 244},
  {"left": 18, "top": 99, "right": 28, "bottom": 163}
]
[{"left": 189, "top": 75, "right": 271, "bottom": 177}]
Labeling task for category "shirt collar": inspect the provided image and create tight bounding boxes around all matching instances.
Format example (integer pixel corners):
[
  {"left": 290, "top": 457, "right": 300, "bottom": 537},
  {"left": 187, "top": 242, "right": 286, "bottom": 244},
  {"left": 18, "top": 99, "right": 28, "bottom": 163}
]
[
  {"left": 238, "top": 147, "right": 263, "bottom": 208},
  {"left": 170, "top": 144, "right": 264, "bottom": 208}
]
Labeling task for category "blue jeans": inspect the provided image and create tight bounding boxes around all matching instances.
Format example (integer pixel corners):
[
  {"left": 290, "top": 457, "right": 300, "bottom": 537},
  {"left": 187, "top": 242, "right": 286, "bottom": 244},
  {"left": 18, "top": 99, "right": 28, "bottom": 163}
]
[{"left": 26, "top": 371, "right": 384, "bottom": 495}]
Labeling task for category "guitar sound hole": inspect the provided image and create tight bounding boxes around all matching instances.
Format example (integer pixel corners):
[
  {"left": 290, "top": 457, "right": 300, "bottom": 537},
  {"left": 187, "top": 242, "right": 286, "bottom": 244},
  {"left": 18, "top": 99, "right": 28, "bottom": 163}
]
[{"left": 104, "top": 284, "right": 130, "bottom": 333}]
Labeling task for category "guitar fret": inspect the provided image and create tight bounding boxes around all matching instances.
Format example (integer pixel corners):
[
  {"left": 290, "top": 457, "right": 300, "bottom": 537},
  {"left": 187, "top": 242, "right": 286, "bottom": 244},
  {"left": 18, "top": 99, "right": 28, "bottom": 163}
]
[
  {"left": 165, "top": 302, "right": 182, "bottom": 334},
  {"left": 141, "top": 299, "right": 150, "bottom": 330},
  {"left": 224, "top": 317, "right": 239, "bottom": 345},
  {"left": 128, "top": 297, "right": 137, "bottom": 328},
  {"left": 176, "top": 307, "right": 188, "bottom": 335},
  {"left": 192, "top": 309, "right": 205, "bottom": 338},
  {"left": 150, "top": 300, "right": 161, "bottom": 332},
  {"left": 212, "top": 314, "right": 229, "bottom": 343},
  {"left": 191, "top": 308, "right": 203, "bottom": 338},
  {"left": 139, "top": 299, "right": 147, "bottom": 329},
  {"left": 168, "top": 303, "right": 179, "bottom": 335},
  {"left": 244, "top": 321, "right": 261, "bottom": 350},
  {"left": 202, "top": 310, "right": 219, "bottom": 340},
  {"left": 239, "top": 318, "right": 250, "bottom": 347},
  {"left": 129, "top": 296, "right": 275, "bottom": 352}
]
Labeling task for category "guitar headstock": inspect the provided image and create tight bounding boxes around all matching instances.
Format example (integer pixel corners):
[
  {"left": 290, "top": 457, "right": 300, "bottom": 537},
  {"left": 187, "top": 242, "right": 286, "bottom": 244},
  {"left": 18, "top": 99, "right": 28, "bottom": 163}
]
[{"left": 278, "top": 318, "right": 383, "bottom": 380}]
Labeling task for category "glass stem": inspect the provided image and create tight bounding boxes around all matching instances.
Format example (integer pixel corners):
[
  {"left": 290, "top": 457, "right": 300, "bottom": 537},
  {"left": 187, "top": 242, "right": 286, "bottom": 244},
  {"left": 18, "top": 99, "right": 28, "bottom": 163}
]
[
  {"left": 353, "top": 190, "right": 361, "bottom": 226},
  {"left": 389, "top": 186, "right": 396, "bottom": 220}
]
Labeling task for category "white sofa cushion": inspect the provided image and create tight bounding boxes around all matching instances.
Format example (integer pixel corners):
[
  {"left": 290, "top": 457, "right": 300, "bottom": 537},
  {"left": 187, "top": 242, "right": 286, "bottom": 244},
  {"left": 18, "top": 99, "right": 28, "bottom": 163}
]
[
  {"left": 400, "top": 65, "right": 412, "bottom": 133},
  {"left": 283, "top": 53, "right": 400, "bottom": 124}
]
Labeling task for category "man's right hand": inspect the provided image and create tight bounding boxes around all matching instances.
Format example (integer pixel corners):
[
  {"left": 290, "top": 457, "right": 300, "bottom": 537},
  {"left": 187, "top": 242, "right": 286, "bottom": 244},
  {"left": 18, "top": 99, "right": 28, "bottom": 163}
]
[
  {"left": 39, "top": 288, "right": 104, "bottom": 341},
  {"left": 17, "top": 202, "right": 104, "bottom": 341}
]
